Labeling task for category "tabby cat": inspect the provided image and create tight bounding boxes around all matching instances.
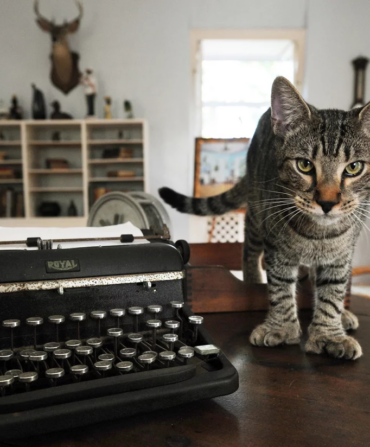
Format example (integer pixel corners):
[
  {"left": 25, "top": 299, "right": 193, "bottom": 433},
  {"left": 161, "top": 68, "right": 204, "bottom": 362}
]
[{"left": 159, "top": 76, "right": 370, "bottom": 360}]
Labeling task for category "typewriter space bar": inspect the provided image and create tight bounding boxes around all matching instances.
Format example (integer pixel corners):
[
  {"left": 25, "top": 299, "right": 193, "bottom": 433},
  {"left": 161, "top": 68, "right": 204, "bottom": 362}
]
[{"left": 0, "top": 365, "right": 197, "bottom": 414}]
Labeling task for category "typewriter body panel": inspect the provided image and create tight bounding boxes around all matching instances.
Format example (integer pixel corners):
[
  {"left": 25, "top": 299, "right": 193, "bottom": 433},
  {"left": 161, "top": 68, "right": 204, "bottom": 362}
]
[{"left": 0, "top": 240, "right": 239, "bottom": 439}]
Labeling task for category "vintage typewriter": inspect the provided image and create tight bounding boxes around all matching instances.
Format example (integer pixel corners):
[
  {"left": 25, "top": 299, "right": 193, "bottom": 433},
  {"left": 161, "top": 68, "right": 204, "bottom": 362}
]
[{"left": 0, "top": 229, "right": 239, "bottom": 440}]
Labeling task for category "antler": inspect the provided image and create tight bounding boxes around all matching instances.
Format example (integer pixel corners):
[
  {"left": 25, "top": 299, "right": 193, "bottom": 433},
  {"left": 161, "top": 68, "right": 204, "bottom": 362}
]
[
  {"left": 74, "top": 1, "right": 83, "bottom": 23},
  {"left": 34, "top": 0, "right": 52, "bottom": 28}
]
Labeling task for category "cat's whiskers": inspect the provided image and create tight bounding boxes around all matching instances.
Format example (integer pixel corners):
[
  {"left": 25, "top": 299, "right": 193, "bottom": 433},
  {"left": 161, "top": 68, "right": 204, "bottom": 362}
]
[{"left": 265, "top": 205, "right": 299, "bottom": 236}]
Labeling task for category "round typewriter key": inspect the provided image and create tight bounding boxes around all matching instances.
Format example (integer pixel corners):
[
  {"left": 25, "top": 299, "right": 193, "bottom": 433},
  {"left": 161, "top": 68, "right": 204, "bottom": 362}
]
[
  {"left": 87, "top": 338, "right": 103, "bottom": 361},
  {"left": 94, "top": 360, "right": 112, "bottom": 377},
  {"left": 128, "top": 333, "right": 143, "bottom": 344},
  {"left": 165, "top": 320, "right": 180, "bottom": 334},
  {"left": 71, "top": 364, "right": 89, "bottom": 376},
  {"left": 20, "top": 349, "right": 36, "bottom": 360},
  {"left": 19, "top": 371, "right": 38, "bottom": 391},
  {"left": 159, "top": 350, "right": 176, "bottom": 367},
  {"left": 3, "top": 319, "right": 20, "bottom": 351},
  {"left": 48, "top": 315, "right": 65, "bottom": 342},
  {"left": 110, "top": 308, "right": 125, "bottom": 327},
  {"left": 99, "top": 353, "right": 114, "bottom": 362},
  {"left": 147, "top": 304, "right": 163, "bottom": 316},
  {"left": 170, "top": 301, "right": 184, "bottom": 309},
  {"left": 128, "top": 307, "right": 143, "bottom": 332},
  {"left": 69, "top": 313, "right": 86, "bottom": 339},
  {"left": 138, "top": 352, "right": 156, "bottom": 370},
  {"left": 6, "top": 369, "right": 22, "bottom": 380},
  {"left": 178, "top": 346, "right": 194, "bottom": 365},
  {"left": 107, "top": 328, "right": 123, "bottom": 358},
  {"left": 26, "top": 317, "right": 43, "bottom": 349},
  {"left": 29, "top": 350, "right": 47, "bottom": 362},
  {"left": 0, "top": 375, "right": 14, "bottom": 396},
  {"left": 163, "top": 333, "right": 178, "bottom": 352},
  {"left": 116, "top": 361, "right": 133, "bottom": 373},
  {"left": 146, "top": 319, "right": 162, "bottom": 350},
  {"left": 0, "top": 350, "right": 14, "bottom": 361},
  {"left": 170, "top": 301, "right": 184, "bottom": 337},
  {"left": 44, "top": 342, "right": 61, "bottom": 353},
  {"left": 53, "top": 349, "right": 71, "bottom": 360},
  {"left": 90, "top": 311, "right": 107, "bottom": 337},
  {"left": 65, "top": 339, "right": 82, "bottom": 350},
  {"left": 46, "top": 367, "right": 65, "bottom": 386},
  {"left": 188, "top": 316, "right": 204, "bottom": 343},
  {"left": 120, "top": 347, "right": 136, "bottom": 358},
  {"left": 76, "top": 346, "right": 93, "bottom": 356}
]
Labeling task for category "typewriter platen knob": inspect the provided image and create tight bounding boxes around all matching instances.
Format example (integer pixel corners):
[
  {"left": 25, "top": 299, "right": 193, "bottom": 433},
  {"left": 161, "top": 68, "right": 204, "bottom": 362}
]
[
  {"left": 128, "top": 307, "right": 144, "bottom": 332},
  {"left": 110, "top": 308, "right": 125, "bottom": 327}
]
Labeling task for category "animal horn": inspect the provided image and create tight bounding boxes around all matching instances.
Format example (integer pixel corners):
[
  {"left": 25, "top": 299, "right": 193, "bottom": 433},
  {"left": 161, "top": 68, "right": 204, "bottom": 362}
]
[
  {"left": 74, "top": 1, "right": 83, "bottom": 23},
  {"left": 34, "top": 0, "right": 51, "bottom": 25}
]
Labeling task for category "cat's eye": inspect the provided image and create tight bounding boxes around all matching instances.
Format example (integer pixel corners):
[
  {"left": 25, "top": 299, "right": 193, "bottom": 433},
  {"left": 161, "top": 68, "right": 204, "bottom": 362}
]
[
  {"left": 344, "top": 161, "right": 364, "bottom": 177},
  {"left": 297, "top": 159, "right": 314, "bottom": 174}
]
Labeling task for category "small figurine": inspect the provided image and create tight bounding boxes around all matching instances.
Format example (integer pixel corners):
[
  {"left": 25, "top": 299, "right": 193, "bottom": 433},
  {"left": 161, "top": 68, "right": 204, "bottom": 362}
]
[
  {"left": 9, "top": 96, "right": 23, "bottom": 120},
  {"left": 68, "top": 200, "right": 78, "bottom": 216},
  {"left": 124, "top": 100, "right": 134, "bottom": 119},
  {"left": 81, "top": 69, "right": 97, "bottom": 117},
  {"left": 31, "top": 84, "right": 47, "bottom": 119},
  {"left": 50, "top": 101, "right": 73, "bottom": 119},
  {"left": 104, "top": 96, "right": 112, "bottom": 119},
  {"left": 52, "top": 131, "right": 61, "bottom": 141}
]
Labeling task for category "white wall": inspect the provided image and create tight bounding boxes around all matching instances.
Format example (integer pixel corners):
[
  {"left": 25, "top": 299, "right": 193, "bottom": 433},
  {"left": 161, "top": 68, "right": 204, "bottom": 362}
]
[{"left": 0, "top": 0, "right": 369, "bottom": 266}]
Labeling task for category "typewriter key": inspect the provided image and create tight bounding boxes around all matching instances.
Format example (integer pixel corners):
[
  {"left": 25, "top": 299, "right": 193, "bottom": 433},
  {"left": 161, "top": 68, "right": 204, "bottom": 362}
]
[
  {"left": 2, "top": 319, "right": 20, "bottom": 351},
  {"left": 110, "top": 309, "right": 125, "bottom": 327},
  {"left": 87, "top": 338, "right": 103, "bottom": 361},
  {"left": 46, "top": 367, "right": 65, "bottom": 386},
  {"left": 128, "top": 307, "right": 144, "bottom": 332},
  {"left": 26, "top": 317, "right": 43, "bottom": 349},
  {"left": 69, "top": 313, "right": 86, "bottom": 339},
  {"left": 44, "top": 342, "right": 61, "bottom": 353},
  {"left": 147, "top": 304, "right": 163, "bottom": 317},
  {"left": 162, "top": 333, "right": 178, "bottom": 352},
  {"left": 54, "top": 349, "right": 71, "bottom": 370},
  {"left": 120, "top": 348, "right": 136, "bottom": 359},
  {"left": 99, "top": 353, "right": 114, "bottom": 362},
  {"left": 0, "top": 375, "right": 14, "bottom": 396},
  {"left": 76, "top": 345, "right": 93, "bottom": 356},
  {"left": 178, "top": 346, "right": 194, "bottom": 365},
  {"left": 146, "top": 319, "right": 162, "bottom": 350},
  {"left": 116, "top": 361, "right": 133, "bottom": 373},
  {"left": 19, "top": 371, "right": 38, "bottom": 391},
  {"left": 20, "top": 349, "right": 37, "bottom": 365},
  {"left": 138, "top": 352, "right": 156, "bottom": 370},
  {"left": 65, "top": 339, "right": 82, "bottom": 350},
  {"left": 159, "top": 350, "right": 176, "bottom": 367},
  {"left": 70, "top": 364, "right": 89, "bottom": 377},
  {"left": 90, "top": 311, "right": 107, "bottom": 337},
  {"left": 48, "top": 315, "right": 65, "bottom": 342},
  {"left": 0, "top": 349, "right": 14, "bottom": 362},
  {"left": 94, "top": 360, "right": 112, "bottom": 377},
  {"left": 188, "top": 316, "right": 204, "bottom": 344},
  {"left": 170, "top": 301, "right": 184, "bottom": 337},
  {"left": 107, "top": 328, "right": 123, "bottom": 358},
  {"left": 164, "top": 320, "right": 180, "bottom": 334},
  {"left": 5, "top": 369, "right": 22, "bottom": 380},
  {"left": 29, "top": 351, "right": 48, "bottom": 373}
]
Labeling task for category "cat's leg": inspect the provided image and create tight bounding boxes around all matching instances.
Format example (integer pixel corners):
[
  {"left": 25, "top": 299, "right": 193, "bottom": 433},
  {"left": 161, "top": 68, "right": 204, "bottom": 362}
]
[
  {"left": 305, "top": 263, "right": 362, "bottom": 360},
  {"left": 250, "top": 249, "right": 301, "bottom": 346},
  {"left": 341, "top": 309, "right": 359, "bottom": 331},
  {"left": 243, "top": 212, "right": 264, "bottom": 284}
]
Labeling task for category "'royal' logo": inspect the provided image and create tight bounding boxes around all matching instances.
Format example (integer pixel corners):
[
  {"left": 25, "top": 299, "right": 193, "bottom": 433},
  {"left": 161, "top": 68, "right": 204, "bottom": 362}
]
[{"left": 46, "top": 260, "right": 80, "bottom": 273}]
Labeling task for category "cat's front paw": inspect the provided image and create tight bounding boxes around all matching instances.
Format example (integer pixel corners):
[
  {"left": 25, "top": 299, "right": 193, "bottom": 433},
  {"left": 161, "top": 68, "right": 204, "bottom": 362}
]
[
  {"left": 341, "top": 309, "right": 359, "bottom": 331},
  {"left": 305, "top": 333, "right": 362, "bottom": 360},
  {"left": 250, "top": 322, "right": 301, "bottom": 347}
]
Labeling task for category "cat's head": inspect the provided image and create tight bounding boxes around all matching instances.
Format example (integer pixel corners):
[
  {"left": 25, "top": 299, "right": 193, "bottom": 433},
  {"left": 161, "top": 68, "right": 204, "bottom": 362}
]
[{"left": 271, "top": 76, "right": 370, "bottom": 224}]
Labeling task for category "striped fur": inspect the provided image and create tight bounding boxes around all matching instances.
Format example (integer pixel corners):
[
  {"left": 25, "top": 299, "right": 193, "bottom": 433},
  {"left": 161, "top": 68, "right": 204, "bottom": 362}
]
[{"left": 160, "top": 76, "right": 370, "bottom": 360}]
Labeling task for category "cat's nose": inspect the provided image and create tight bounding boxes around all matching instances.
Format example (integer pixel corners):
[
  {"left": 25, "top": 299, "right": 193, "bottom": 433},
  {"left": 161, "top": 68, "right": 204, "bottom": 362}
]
[{"left": 316, "top": 200, "right": 337, "bottom": 214}]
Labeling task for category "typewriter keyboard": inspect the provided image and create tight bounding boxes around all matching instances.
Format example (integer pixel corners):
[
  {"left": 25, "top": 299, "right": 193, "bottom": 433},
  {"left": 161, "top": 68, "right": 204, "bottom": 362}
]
[{"left": 0, "top": 301, "right": 221, "bottom": 400}]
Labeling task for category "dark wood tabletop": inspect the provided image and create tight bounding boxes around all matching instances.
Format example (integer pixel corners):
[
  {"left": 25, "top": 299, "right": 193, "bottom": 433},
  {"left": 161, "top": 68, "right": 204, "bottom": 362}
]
[{"left": 3, "top": 295, "right": 370, "bottom": 447}]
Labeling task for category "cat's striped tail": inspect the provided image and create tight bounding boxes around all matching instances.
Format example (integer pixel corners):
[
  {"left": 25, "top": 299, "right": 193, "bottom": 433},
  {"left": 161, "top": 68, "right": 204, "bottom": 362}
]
[{"left": 158, "top": 177, "right": 247, "bottom": 216}]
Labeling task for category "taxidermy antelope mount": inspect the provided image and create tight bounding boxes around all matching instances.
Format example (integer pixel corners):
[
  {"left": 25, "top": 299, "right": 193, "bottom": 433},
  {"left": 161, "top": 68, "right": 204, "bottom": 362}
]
[{"left": 34, "top": 0, "right": 83, "bottom": 94}]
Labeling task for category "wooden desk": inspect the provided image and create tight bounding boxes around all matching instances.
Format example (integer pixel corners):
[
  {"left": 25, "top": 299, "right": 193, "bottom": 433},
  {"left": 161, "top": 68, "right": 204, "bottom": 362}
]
[{"left": 4, "top": 295, "right": 370, "bottom": 447}]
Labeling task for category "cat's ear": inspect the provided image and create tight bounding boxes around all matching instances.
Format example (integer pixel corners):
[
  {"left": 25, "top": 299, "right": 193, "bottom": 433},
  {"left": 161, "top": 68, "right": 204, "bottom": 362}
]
[
  {"left": 271, "top": 76, "right": 311, "bottom": 137},
  {"left": 358, "top": 102, "right": 370, "bottom": 137}
]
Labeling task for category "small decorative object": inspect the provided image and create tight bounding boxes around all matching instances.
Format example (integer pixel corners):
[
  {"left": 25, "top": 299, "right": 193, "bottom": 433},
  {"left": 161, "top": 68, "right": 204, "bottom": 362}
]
[
  {"left": 31, "top": 84, "right": 46, "bottom": 119},
  {"left": 107, "top": 170, "right": 135, "bottom": 178},
  {"left": 104, "top": 96, "right": 112, "bottom": 119},
  {"left": 0, "top": 101, "right": 8, "bottom": 120},
  {"left": 81, "top": 69, "right": 97, "bottom": 117},
  {"left": 46, "top": 158, "right": 69, "bottom": 170},
  {"left": 38, "top": 201, "right": 61, "bottom": 217},
  {"left": 68, "top": 200, "right": 78, "bottom": 216},
  {"left": 34, "top": 0, "right": 83, "bottom": 94},
  {"left": 124, "top": 100, "right": 134, "bottom": 119},
  {"left": 118, "top": 130, "right": 124, "bottom": 139},
  {"left": 9, "top": 96, "right": 23, "bottom": 120},
  {"left": 102, "top": 147, "right": 133, "bottom": 159},
  {"left": 193, "top": 138, "right": 250, "bottom": 201},
  {"left": 50, "top": 100, "right": 73, "bottom": 119},
  {"left": 52, "top": 131, "right": 61, "bottom": 141},
  {"left": 351, "top": 56, "right": 369, "bottom": 108}
]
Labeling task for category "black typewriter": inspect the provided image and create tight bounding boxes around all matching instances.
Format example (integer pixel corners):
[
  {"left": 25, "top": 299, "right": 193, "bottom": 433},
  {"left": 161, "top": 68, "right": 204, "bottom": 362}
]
[{"left": 0, "top": 231, "right": 239, "bottom": 439}]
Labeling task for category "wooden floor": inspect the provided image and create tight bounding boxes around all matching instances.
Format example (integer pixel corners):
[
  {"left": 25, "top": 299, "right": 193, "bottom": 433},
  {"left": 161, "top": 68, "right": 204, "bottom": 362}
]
[{"left": 3, "top": 295, "right": 370, "bottom": 447}]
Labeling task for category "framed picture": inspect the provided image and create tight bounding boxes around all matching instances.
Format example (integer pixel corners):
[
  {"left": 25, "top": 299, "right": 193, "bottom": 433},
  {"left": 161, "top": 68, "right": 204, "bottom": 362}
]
[{"left": 194, "top": 137, "right": 250, "bottom": 198}]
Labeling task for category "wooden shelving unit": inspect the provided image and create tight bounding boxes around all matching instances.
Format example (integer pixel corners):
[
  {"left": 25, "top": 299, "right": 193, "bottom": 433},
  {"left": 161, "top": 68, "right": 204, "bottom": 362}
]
[{"left": 0, "top": 119, "right": 148, "bottom": 226}]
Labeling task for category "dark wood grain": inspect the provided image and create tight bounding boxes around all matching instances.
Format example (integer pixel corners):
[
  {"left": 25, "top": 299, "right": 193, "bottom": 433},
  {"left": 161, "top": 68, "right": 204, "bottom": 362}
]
[
  {"left": 189, "top": 243, "right": 243, "bottom": 271},
  {"left": 7, "top": 295, "right": 370, "bottom": 447}
]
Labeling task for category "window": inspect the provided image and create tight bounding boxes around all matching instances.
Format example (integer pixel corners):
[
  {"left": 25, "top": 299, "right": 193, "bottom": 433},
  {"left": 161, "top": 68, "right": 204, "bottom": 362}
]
[{"left": 192, "top": 31, "right": 305, "bottom": 139}]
